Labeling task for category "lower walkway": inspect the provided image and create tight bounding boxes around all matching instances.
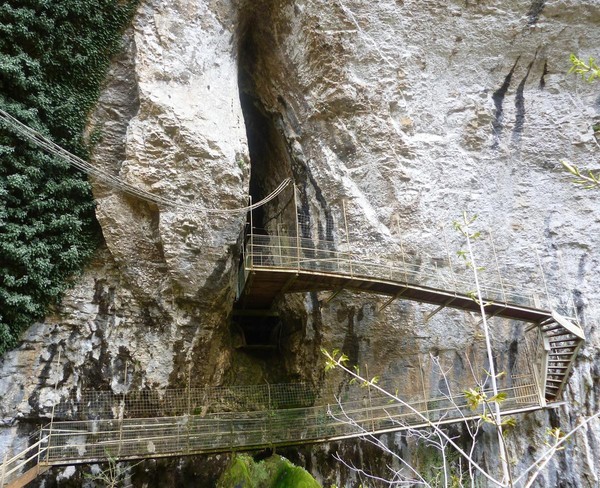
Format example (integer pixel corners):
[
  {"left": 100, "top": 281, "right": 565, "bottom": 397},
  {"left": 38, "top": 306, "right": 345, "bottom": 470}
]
[{"left": 2, "top": 366, "right": 545, "bottom": 486}]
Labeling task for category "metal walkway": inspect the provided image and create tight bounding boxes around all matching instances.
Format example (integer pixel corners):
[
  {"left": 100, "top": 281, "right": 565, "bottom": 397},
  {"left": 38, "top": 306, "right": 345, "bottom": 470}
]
[
  {"left": 2, "top": 235, "right": 586, "bottom": 487},
  {"left": 239, "top": 234, "right": 560, "bottom": 321},
  {"left": 237, "top": 233, "right": 585, "bottom": 403},
  {"left": 0, "top": 358, "right": 550, "bottom": 487},
  {"left": 0, "top": 114, "right": 587, "bottom": 485}
]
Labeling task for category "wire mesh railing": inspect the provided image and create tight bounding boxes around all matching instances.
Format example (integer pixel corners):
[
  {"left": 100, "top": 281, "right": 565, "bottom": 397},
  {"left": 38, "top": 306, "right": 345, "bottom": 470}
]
[
  {"left": 71, "top": 383, "right": 320, "bottom": 420},
  {"left": 0, "top": 434, "right": 48, "bottom": 486},
  {"left": 245, "top": 233, "right": 555, "bottom": 312},
  {"left": 39, "top": 378, "right": 542, "bottom": 465},
  {"left": 1, "top": 341, "right": 550, "bottom": 483}
]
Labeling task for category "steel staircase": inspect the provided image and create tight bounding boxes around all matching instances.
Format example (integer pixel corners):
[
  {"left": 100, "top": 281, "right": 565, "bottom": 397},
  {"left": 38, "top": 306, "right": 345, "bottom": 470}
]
[{"left": 539, "top": 311, "right": 585, "bottom": 402}]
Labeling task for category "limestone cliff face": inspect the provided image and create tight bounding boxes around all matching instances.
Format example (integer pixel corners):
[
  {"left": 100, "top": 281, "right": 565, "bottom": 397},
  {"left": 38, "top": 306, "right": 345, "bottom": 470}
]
[{"left": 1, "top": 0, "right": 600, "bottom": 486}]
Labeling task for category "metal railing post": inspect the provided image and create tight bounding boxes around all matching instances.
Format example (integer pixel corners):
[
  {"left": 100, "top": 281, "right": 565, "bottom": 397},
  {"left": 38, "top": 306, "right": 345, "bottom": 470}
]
[
  {"left": 267, "top": 383, "right": 273, "bottom": 445},
  {"left": 442, "top": 224, "right": 458, "bottom": 293},
  {"left": 294, "top": 185, "right": 301, "bottom": 271},
  {"left": 365, "top": 365, "right": 375, "bottom": 433},
  {"left": 539, "top": 327, "right": 550, "bottom": 404},
  {"left": 398, "top": 235, "right": 409, "bottom": 283},
  {"left": 1, "top": 452, "right": 7, "bottom": 486},
  {"left": 187, "top": 364, "right": 192, "bottom": 453},
  {"left": 116, "top": 361, "right": 129, "bottom": 458},
  {"left": 535, "top": 248, "right": 551, "bottom": 310},
  {"left": 528, "top": 328, "right": 547, "bottom": 408},
  {"left": 249, "top": 195, "right": 254, "bottom": 269},
  {"left": 342, "top": 199, "right": 353, "bottom": 277},
  {"left": 418, "top": 355, "right": 429, "bottom": 422},
  {"left": 488, "top": 229, "right": 507, "bottom": 304},
  {"left": 557, "top": 249, "right": 579, "bottom": 321},
  {"left": 37, "top": 429, "right": 44, "bottom": 469}
]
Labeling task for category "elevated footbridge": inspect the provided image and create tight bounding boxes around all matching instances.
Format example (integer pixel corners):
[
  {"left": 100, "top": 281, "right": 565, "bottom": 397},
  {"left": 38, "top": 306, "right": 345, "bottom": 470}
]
[
  {"left": 238, "top": 233, "right": 566, "bottom": 323},
  {"left": 0, "top": 357, "right": 549, "bottom": 487},
  {"left": 237, "top": 232, "right": 585, "bottom": 404}
]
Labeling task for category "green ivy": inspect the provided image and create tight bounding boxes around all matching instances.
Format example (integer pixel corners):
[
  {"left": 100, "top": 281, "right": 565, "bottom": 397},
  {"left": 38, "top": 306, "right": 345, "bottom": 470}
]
[{"left": 0, "top": 0, "right": 138, "bottom": 355}]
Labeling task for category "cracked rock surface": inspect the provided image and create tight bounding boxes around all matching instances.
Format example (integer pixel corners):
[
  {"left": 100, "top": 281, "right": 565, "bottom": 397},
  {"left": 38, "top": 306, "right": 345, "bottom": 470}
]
[{"left": 1, "top": 0, "right": 599, "bottom": 486}]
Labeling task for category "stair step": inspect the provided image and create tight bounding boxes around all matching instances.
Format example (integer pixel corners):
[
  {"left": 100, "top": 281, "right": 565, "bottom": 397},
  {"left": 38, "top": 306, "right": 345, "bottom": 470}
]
[
  {"left": 5, "top": 464, "right": 50, "bottom": 488},
  {"left": 546, "top": 332, "right": 576, "bottom": 339},
  {"left": 550, "top": 346, "right": 576, "bottom": 350},
  {"left": 542, "top": 322, "right": 564, "bottom": 332},
  {"left": 549, "top": 352, "right": 575, "bottom": 356},
  {"left": 547, "top": 379, "right": 564, "bottom": 384}
]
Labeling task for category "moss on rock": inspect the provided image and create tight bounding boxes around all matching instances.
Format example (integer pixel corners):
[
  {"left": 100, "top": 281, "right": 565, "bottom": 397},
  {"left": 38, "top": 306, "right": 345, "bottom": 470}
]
[{"left": 217, "top": 454, "right": 321, "bottom": 488}]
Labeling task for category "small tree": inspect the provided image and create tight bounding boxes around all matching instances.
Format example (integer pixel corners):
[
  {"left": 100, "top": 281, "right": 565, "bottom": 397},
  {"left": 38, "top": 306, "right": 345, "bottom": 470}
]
[
  {"left": 323, "top": 213, "right": 599, "bottom": 487},
  {"left": 323, "top": 349, "right": 600, "bottom": 487},
  {"left": 562, "top": 54, "right": 599, "bottom": 189}
]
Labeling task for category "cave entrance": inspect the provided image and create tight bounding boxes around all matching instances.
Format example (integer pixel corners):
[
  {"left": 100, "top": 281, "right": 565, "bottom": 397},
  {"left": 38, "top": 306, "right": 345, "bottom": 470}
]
[
  {"left": 231, "top": 6, "right": 307, "bottom": 354},
  {"left": 231, "top": 310, "right": 282, "bottom": 351}
]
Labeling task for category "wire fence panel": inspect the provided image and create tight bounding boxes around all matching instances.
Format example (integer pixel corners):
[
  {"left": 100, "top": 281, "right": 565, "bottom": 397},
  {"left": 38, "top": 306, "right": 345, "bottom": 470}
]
[
  {"left": 35, "top": 348, "right": 545, "bottom": 465},
  {"left": 71, "top": 383, "right": 320, "bottom": 420},
  {"left": 40, "top": 374, "right": 543, "bottom": 465},
  {"left": 245, "top": 233, "right": 558, "bottom": 314},
  {"left": 0, "top": 338, "right": 563, "bottom": 480}
]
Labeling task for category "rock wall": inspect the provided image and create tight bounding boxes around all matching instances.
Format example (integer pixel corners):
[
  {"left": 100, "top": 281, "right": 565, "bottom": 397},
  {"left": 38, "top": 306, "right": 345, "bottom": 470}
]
[{"left": 1, "top": 0, "right": 599, "bottom": 486}]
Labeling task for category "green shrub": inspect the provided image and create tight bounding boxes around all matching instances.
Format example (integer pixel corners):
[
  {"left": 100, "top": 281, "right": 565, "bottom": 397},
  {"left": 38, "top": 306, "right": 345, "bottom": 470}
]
[
  {"left": 217, "top": 454, "right": 321, "bottom": 488},
  {"left": 0, "top": 0, "right": 138, "bottom": 355}
]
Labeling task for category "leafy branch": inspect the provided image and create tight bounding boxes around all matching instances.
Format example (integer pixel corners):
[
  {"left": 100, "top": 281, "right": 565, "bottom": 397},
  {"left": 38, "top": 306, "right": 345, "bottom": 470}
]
[
  {"left": 464, "top": 385, "right": 516, "bottom": 435},
  {"left": 321, "top": 348, "right": 504, "bottom": 486},
  {"left": 561, "top": 54, "right": 599, "bottom": 191},
  {"left": 561, "top": 160, "right": 600, "bottom": 189},
  {"left": 568, "top": 54, "right": 600, "bottom": 83}
]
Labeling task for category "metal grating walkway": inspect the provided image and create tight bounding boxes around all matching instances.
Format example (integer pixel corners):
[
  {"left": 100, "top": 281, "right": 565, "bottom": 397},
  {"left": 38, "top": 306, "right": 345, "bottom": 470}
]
[
  {"left": 239, "top": 234, "right": 559, "bottom": 322},
  {"left": 1, "top": 349, "right": 547, "bottom": 487}
]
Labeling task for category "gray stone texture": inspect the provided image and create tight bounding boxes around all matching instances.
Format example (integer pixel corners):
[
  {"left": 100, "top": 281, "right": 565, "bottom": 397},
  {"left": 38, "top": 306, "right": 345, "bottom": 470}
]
[{"left": 1, "top": 0, "right": 599, "bottom": 486}]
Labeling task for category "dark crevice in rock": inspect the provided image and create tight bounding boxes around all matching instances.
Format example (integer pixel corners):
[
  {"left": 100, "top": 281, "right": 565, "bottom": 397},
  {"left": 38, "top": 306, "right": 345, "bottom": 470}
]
[
  {"left": 539, "top": 59, "right": 548, "bottom": 89},
  {"left": 491, "top": 57, "right": 520, "bottom": 149},
  {"left": 236, "top": 6, "right": 293, "bottom": 230},
  {"left": 526, "top": 0, "right": 546, "bottom": 26},
  {"left": 236, "top": 4, "right": 333, "bottom": 241},
  {"left": 512, "top": 59, "right": 534, "bottom": 143},
  {"left": 341, "top": 307, "right": 359, "bottom": 366},
  {"left": 303, "top": 169, "right": 335, "bottom": 242},
  {"left": 78, "top": 278, "right": 124, "bottom": 391},
  {"left": 508, "top": 336, "right": 519, "bottom": 372}
]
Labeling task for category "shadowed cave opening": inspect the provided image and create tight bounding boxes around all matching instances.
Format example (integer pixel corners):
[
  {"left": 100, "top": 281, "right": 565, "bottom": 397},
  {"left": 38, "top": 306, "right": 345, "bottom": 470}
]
[
  {"left": 233, "top": 6, "right": 298, "bottom": 351},
  {"left": 237, "top": 11, "right": 294, "bottom": 230}
]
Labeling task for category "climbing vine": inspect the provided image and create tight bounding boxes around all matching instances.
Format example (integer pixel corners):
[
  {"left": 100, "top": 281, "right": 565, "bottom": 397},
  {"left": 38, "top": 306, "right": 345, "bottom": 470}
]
[{"left": 0, "top": 0, "right": 138, "bottom": 355}]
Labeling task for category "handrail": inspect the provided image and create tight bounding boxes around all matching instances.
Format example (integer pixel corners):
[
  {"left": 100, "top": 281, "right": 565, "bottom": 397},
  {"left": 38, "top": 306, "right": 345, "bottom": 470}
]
[
  {"left": 551, "top": 311, "right": 585, "bottom": 339},
  {"left": 0, "top": 437, "right": 48, "bottom": 485},
  {"left": 245, "top": 234, "right": 556, "bottom": 313}
]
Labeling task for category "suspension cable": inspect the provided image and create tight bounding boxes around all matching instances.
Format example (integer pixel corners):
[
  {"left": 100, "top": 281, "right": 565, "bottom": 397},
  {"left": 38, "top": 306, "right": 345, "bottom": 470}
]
[{"left": 0, "top": 108, "right": 291, "bottom": 214}]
